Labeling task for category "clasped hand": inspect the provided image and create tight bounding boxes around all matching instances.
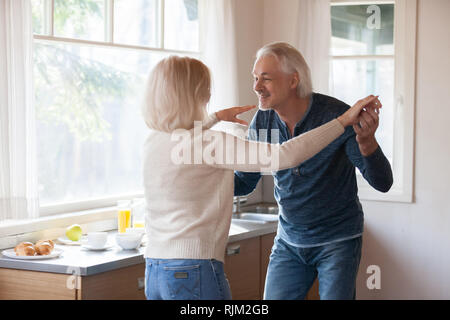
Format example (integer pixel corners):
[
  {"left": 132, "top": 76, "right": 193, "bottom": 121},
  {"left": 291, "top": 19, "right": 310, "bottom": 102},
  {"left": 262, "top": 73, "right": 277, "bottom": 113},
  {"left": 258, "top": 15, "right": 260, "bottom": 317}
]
[{"left": 353, "top": 95, "right": 382, "bottom": 156}]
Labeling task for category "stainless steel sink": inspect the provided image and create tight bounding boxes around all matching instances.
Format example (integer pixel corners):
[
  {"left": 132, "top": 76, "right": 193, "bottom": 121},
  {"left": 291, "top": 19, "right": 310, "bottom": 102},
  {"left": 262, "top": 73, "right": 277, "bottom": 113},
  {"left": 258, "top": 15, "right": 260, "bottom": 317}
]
[
  {"left": 239, "top": 205, "right": 278, "bottom": 215},
  {"left": 232, "top": 213, "right": 278, "bottom": 224}
]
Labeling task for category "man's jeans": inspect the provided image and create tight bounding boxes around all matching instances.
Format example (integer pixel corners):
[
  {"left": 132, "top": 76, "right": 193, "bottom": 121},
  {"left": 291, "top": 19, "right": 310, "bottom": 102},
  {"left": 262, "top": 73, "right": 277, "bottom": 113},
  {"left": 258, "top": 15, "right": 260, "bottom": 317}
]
[
  {"left": 145, "top": 258, "right": 232, "bottom": 300},
  {"left": 264, "top": 236, "right": 362, "bottom": 300}
]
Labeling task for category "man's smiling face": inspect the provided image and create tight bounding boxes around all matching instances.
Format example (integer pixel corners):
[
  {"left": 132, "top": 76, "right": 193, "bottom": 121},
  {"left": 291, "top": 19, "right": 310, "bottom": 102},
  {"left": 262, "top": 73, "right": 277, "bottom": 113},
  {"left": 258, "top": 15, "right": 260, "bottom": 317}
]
[{"left": 252, "top": 55, "right": 297, "bottom": 111}]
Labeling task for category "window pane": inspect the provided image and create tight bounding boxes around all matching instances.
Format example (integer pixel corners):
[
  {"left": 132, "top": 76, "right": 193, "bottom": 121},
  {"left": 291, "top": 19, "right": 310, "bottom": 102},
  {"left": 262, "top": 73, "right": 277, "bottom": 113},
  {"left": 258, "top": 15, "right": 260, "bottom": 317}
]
[
  {"left": 331, "top": 4, "right": 394, "bottom": 56},
  {"left": 54, "top": 0, "right": 105, "bottom": 41},
  {"left": 330, "top": 59, "right": 394, "bottom": 161},
  {"left": 31, "top": 0, "right": 46, "bottom": 35},
  {"left": 114, "top": 0, "right": 160, "bottom": 47},
  {"left": 34, "top": 42, "right": 167, "bottom": 205},
  {"left": 164, "top": 0, "right": 199, "bottom": 51}
]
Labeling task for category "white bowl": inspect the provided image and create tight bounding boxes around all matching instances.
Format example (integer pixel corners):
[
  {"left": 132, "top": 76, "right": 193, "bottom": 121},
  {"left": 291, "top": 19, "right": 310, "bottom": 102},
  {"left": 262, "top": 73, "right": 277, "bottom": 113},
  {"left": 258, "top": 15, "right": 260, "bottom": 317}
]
[
  {"left": 125, "top": 227, "right": 145, "bottom": 235},
  {"left": 115, "top": 233, "right": 143, "bottom": 250}
]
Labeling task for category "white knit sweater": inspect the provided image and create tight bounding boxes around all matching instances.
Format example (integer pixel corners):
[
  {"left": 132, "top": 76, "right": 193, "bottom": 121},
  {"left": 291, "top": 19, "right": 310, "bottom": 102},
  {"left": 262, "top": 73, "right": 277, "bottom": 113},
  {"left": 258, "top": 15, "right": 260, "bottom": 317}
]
[{"left": 143, "top": 114, "right": 344, "bottom": 262}]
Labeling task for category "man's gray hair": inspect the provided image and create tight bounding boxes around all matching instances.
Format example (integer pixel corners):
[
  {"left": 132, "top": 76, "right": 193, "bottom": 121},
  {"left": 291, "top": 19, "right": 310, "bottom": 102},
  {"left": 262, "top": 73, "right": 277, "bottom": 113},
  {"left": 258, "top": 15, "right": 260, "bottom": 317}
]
[{"left": 256, "top": 42, "right": 313, "bottom": 98}]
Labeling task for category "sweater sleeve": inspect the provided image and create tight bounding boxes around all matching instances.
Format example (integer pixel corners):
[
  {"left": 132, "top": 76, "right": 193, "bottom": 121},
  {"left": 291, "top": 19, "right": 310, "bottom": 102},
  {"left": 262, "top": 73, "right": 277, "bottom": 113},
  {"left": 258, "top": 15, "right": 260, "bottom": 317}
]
[
  {"left": 197, "top": 118, "right": 345, "bottom": 172},
  {"left": 202, "top": 113, "right": 219, "bottom": 129}
]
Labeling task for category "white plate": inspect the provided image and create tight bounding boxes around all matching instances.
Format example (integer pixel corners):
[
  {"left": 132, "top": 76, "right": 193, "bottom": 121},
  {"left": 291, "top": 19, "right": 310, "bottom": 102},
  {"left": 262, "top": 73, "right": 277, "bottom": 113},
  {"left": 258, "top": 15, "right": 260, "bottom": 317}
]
[
  {"left": 2, "top": 248, "right": 63, "bottom": 260},
  {"left": 57, "top": 236, "right": 86, "bottom": 245},
  {"left": 81, "top": 244, "right": 113, "bottom": 251}
]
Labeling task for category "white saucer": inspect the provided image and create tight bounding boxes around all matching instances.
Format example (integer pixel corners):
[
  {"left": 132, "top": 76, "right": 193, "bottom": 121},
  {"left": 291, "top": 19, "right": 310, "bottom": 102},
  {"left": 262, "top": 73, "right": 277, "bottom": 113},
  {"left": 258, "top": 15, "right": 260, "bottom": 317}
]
[
  {"left": 57, "top": 236, "right": 87, "bottom": 246},
  {"left": 81, "top": 244, "right": 113, "bottom": 251}
]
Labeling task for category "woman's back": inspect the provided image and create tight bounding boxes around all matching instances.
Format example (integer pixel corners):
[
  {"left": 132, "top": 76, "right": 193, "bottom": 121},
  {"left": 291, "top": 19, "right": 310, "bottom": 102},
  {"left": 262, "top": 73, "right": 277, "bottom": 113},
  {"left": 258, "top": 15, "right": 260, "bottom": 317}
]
[{"left": 143, "top": 129, "right": 235, "bottom": 263}]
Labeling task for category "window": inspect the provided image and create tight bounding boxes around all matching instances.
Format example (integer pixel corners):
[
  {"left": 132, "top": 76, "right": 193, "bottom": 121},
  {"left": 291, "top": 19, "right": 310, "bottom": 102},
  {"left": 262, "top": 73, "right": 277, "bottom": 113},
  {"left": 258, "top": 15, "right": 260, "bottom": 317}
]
[
  {"left": 330, "top": 0, "right": 416, "bottom": 202},
  {"left": 31, "top": 0, "right": 202, "bottom": 215}
]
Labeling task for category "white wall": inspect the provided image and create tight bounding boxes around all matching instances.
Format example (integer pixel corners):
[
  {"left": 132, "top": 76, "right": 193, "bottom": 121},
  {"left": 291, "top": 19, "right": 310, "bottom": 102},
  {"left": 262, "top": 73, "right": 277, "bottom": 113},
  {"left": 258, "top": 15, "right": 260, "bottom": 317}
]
[
  {"left": 356, "top": 0, "right": 450, "bottom": 299},
  {"left": 233, "top": 0, "right": 450, "bottom": 299},
  {"left": 232, "top": 0, "right": 264, "bottom": 204},
  {"left": 263, "top": 0, "right": 300, "bottom": 46}
]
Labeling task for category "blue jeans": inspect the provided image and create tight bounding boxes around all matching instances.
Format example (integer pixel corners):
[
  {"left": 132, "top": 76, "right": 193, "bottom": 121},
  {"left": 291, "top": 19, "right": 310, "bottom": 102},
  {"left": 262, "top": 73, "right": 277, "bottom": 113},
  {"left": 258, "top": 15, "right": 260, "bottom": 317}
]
[
  {"left": 264, "top": 236, "right": 362, "bottom": 300},
  {"left": 145, "top": 258, "right": 232, "bottom": 300}
]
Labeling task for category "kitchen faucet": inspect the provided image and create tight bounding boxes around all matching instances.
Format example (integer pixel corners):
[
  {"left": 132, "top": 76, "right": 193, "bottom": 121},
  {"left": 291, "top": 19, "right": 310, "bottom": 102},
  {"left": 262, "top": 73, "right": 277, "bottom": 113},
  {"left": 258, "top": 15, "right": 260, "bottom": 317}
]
[{"left": 233, "top": 196, "right": 246, "bottom": 214}]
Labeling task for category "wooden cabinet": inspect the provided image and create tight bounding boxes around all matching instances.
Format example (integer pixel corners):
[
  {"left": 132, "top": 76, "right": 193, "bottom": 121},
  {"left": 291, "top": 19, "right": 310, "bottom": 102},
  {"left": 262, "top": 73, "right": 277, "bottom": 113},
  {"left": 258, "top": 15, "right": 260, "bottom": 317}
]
[
  {"left": 78, "top": 263, "right": 146, "bottom": 300},
  {"left": 224, "top": 237, "right": 260, "bottom": 300},
  {"left": 0, "top": 263, "right": 146, "bottom": 300},
  {"left": 224, "top": 232, "right": 277, "bottom": 300},
  {"left": 0, "top": 232, "right": 318, "bottom": 300},
  {"left": 0, "top": 268, "right": 77, "bottom": 300},
  {"left": 223, "top": 232, "right": 319, "bottom": 300}
]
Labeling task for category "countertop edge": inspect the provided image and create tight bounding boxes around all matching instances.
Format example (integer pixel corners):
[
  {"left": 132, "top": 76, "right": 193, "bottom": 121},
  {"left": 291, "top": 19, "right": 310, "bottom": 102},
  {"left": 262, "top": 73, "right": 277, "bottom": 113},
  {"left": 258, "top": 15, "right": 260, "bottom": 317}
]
[{"left": 0, "top": 223, "right": 277, "bottom": 276}]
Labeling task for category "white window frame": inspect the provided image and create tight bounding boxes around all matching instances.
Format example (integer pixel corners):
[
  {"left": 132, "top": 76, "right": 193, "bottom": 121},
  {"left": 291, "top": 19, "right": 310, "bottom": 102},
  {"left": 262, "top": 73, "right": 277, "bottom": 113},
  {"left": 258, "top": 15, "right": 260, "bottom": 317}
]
[
  {"left": 330, "top": 0, "right": 416, "bottom": 203},
  {"left": 33, "top": 0, "right": 204, "bottom": 216},
  {"left": 34, "top": 0, "right": 203, "bottom": 55}
]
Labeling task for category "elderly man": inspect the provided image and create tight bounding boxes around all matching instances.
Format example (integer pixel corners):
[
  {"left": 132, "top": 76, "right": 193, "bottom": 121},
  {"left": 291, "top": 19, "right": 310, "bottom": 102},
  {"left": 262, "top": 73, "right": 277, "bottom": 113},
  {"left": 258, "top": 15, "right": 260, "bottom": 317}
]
[{"left": 234, "top": 42, "right": 393, "bottom": 300}]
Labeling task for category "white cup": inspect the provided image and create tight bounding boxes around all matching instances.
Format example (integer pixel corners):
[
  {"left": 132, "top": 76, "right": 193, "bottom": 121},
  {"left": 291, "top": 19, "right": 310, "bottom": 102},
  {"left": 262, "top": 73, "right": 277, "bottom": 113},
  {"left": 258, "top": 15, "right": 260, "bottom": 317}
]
[{"left": 87, "top": 232, "right": 107, "bottom": 249}]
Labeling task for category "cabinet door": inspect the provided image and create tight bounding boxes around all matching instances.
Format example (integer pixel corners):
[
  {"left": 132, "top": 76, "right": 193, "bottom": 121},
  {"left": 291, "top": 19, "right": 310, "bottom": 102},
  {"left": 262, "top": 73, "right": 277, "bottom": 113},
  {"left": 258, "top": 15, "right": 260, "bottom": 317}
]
[
  {"left": 0, "top": 268, "right": 77, "bottom": 300},
  {"left": 224, "top": 237, "right": 260, "bottom": 300},
  {"left": 78, "top": 263, "right": 146, "bottom": 300}
]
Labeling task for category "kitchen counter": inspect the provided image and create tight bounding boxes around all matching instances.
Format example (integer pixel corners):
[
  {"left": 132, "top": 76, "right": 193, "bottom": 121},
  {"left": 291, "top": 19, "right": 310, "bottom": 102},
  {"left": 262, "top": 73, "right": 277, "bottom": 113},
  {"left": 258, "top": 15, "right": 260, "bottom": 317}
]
[{"left": 0, "top": 220, "right": 277, "bottom": 276}]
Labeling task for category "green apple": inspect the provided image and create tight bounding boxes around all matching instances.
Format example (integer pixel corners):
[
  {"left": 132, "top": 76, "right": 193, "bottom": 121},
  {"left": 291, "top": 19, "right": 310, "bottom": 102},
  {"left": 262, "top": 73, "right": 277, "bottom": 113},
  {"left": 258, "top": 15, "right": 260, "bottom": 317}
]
[{"left": 65, "top": 224, "right": 82, "bottom": 241}]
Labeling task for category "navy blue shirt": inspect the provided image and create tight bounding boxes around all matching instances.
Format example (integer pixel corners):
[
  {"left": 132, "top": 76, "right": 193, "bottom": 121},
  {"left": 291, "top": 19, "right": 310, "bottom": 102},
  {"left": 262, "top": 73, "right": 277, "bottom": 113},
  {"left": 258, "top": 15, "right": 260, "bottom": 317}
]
[{"left": 234, "top": 93, "right": 393, "bottom": 247}]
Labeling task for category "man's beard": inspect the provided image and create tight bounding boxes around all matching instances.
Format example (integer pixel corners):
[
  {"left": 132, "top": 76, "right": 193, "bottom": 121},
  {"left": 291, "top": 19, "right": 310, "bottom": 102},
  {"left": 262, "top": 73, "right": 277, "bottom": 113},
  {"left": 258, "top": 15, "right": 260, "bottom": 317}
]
[{"left": 257, "top": 96, "right": 272, "bottom": 110}]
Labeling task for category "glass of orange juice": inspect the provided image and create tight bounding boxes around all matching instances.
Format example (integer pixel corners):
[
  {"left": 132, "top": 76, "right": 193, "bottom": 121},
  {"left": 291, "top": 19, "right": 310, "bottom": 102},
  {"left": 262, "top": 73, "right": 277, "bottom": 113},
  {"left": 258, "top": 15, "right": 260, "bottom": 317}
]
[
  {"left": 132, "top": 198, "right": 145, "bottom": 229},
  {"left": 117, "top": 200, "right": 131, "bottom": 233}
]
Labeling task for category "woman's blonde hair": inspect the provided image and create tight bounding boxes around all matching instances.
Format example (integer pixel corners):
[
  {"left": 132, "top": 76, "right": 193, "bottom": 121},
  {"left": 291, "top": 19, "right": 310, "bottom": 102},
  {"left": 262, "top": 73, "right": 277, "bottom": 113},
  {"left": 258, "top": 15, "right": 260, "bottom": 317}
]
[
  {"left": 256, "top": 42, "right": 312, "bottom": 98},
  {"left": 142, "top": 56, "right": 211, "bottom": 132}
]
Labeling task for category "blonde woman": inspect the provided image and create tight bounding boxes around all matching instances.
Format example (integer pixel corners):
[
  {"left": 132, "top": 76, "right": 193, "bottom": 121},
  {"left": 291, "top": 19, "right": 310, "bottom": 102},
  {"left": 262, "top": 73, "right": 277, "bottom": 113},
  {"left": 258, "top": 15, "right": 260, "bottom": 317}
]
[{"left": 141, "top": 56, "right": 380, "bottom": 300}]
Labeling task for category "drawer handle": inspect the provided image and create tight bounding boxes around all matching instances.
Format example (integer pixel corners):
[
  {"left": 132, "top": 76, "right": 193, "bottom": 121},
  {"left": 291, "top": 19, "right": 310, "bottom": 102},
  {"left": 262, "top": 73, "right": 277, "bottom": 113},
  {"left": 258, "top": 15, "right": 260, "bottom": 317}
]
[
  {"left": 137, "top": 277, "right": 145, "bottom": 290},
  {"left": 226, "top": 245, "right": 241, "bottom": 256}
]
